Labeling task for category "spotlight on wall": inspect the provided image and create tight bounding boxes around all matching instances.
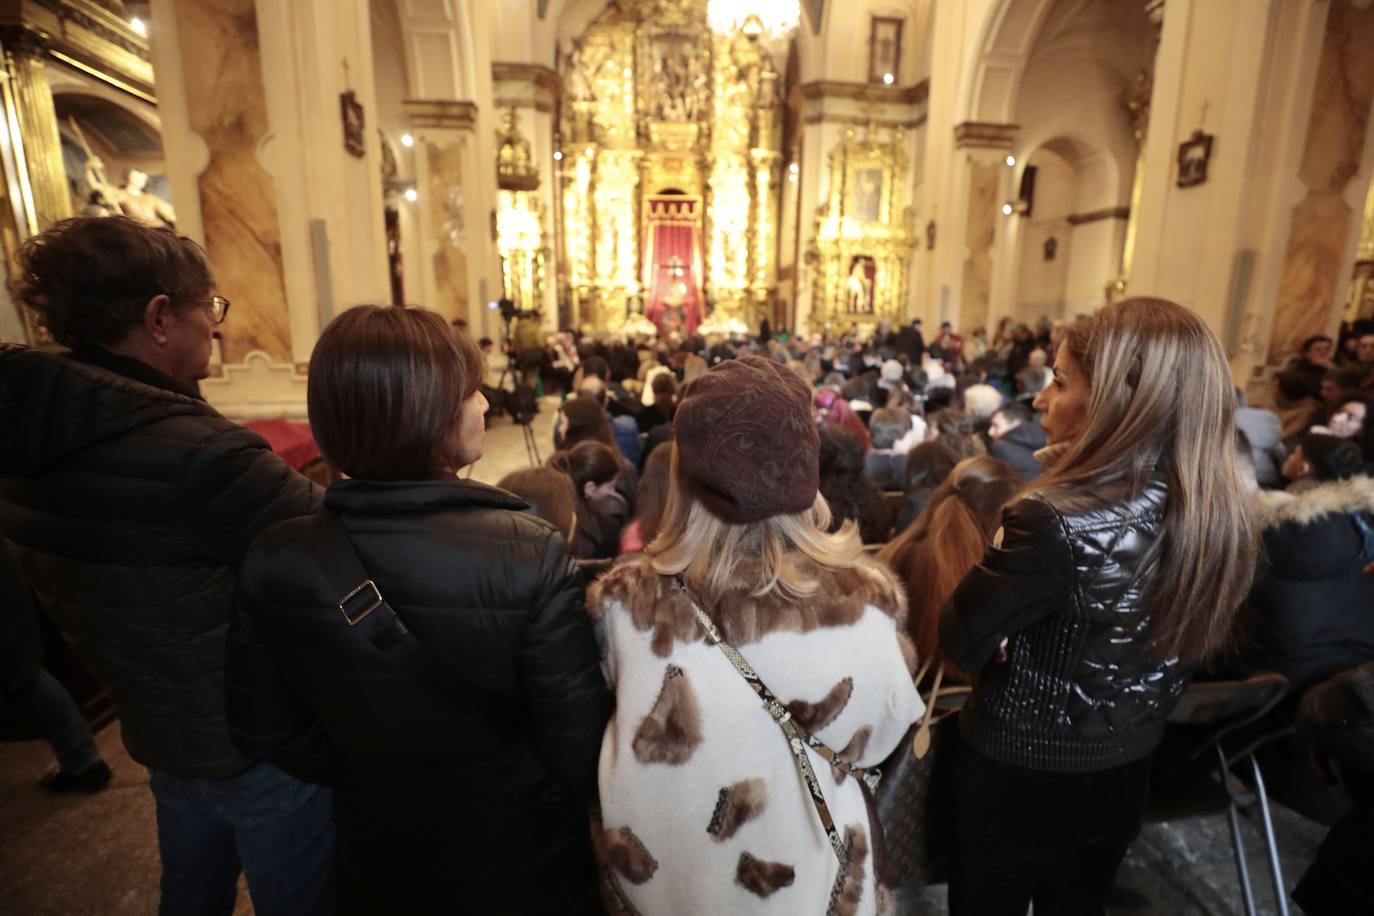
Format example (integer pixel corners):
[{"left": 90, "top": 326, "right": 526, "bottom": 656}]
[
  {"left": 788, "top": 162, "right": 799, "bottom": 175},
  {"left": 553, "top": 150, "right": 564, "bottom": 161},
  {"left": 1005, "top": 154, "right": 1016, "bottom": 167},
  {"left": 130, "top": 17, "right": 148, "bottom": 37},
  {"left": 400, "top": 133, "right": 414, "bottom": 148},
  {"left": 882, "top": 72, "right": 894, "bottom": 86},
  {"left": 403, "top": 187, "right": 418, "bottom": 203},
  {"left": 1001, "top": 202, "right": 1015, "bottom": 216},
  {"left": 1002, "top": 199, "right": 1029, "bottom": 217}
]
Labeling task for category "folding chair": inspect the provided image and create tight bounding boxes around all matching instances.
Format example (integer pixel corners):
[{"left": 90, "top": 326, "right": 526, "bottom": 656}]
[{"left": 1146, "top": 672, "right": 1292, "bottom": 916}]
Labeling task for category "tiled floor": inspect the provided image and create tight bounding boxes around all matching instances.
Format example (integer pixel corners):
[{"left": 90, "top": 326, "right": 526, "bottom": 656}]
[{"left": 0, "top": 715, "right": 1324, "bottom": 915}]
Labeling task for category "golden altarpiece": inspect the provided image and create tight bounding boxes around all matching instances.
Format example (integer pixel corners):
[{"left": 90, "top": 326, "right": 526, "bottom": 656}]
[
  {"left": 804, "top": 123, "right": 915, "bottom": 331},
  {"left": 558, "top": 0, "right": 784, "bottom": 334},
  {"left": 495, "top": 109, "right": 548, "bottom": 314}
]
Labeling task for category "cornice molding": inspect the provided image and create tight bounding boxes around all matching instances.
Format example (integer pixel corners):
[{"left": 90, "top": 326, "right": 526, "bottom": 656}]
[
  {"left": 799, "top": 78, "right": 928, "bottom": 107},
  {"left": 491, "top": 61, "right": 561, "bottom": 98},
  {"left": 1066, "top": 206, "right": 1130, "bottom": 226},
  {"left": 403, "top": 98, "right": 478, "bottom": 131},
  {"left": 953, "top": 120, "right": 1019, "bottom": 150}
]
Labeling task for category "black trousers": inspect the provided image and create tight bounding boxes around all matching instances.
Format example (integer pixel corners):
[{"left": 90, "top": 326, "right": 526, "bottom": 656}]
[{"left": 948, "top": 739, "right": 1152, "bottom": 916}]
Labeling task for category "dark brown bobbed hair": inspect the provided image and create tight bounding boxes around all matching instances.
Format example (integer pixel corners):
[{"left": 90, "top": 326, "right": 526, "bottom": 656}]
[
  {"left": 1032, "top": 298, "right": 1258, "bottom": 663},
  {"left": 560, "top": 395, "right": 618, "bottom": 451},
  {"left": 880, "top": 457, "right": 1023, "bottom": 673},
  {"left": 11, "top": 216, "right": 213, "bottom": 350},
  {"left": 635, "top": 442, "right": 675, "bottom": 548},
  {"left": 904, "top": 441, "right": 960, "bottom": 490},
  {"left": 547, "top": 441, "right": 620, "bottom": 498},
  {"left": 497, "top": 466, "right": 577, "bottom": 538},
  {"left": 308, "top": 305, "right": 484, "bottom": 480}
]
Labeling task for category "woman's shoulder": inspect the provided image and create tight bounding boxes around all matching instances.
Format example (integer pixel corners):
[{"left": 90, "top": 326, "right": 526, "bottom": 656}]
[{"left": 587, "top": 553, "right": 663, "bottom": 621}]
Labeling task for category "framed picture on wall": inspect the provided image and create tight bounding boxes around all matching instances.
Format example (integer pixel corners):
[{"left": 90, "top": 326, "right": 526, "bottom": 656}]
[{"left": 868, "top": 17, "right": 903, "bottom": 85}]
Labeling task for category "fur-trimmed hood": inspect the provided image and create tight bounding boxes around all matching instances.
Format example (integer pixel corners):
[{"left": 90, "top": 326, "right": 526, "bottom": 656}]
[
  {"left": 588, "top": 553, "right": 908, "bottom": 659},
  {"left": 1252, "top": 476, "right": 1374, "bottom": 530}
]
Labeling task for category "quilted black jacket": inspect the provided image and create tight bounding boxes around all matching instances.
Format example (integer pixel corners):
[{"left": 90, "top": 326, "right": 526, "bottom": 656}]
[
  {"left": 227, "top": 478, "right": 611, "bottom": 913},
  {"left": 940, "top": 480, "right": 1191, "bottom": 772},
  {"left": 0, "top": 345, "right": 321, "bottom": 778}
]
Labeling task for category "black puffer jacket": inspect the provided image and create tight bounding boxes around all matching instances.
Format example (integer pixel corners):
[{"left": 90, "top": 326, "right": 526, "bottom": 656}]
[
  {"left": 940, "top": 480, "right": 1191, "bottom": 772},
  {"left": 1247, "top": 477, "right": 1374, "bottom": 693},
  {"left": 0, "top": 345, "right": 321, "bottom": 778},
  {"left": 227, "top": 478, "right": 612, "bottom": 915}
]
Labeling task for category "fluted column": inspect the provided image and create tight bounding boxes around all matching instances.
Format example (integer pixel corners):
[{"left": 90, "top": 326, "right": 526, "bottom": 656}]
[{"left": 1, "top": 28, "right": 71, "bottom": 229}]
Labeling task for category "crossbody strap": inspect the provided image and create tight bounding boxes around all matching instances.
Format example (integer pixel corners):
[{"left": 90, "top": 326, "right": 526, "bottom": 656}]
[
  {"left": 673, "top": 577, "right": 875, "bottom": 867},
  {"left": 312, "top": 511, "right": 467, "bottom": 700}
]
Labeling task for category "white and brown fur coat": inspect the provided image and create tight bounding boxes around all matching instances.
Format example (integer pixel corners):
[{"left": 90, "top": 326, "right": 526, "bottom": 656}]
[{"left": 590, "top": 554, "right": 923, "bottom": 915}]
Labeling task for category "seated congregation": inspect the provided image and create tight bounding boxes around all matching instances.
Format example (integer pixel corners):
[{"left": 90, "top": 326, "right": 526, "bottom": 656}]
[{"left": 3, "top": 216, "right": 1373, "bottom": 916}]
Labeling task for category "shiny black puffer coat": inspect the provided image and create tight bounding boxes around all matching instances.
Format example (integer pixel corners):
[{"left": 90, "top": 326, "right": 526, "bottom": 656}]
[
  {"left": 939, "top": 481, "right": 1190, "bottom": 772},
  {"left": 228, "top": 478, "right": 612, "bottom": 914},
  {"left": 0, "top": 345, "right": 321, "bottom": 779}
]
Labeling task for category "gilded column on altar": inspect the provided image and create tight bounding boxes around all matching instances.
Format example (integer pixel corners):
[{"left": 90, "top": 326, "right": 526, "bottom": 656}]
[{"left": 1, "top": 28, "right": 70, "bottom": 230}]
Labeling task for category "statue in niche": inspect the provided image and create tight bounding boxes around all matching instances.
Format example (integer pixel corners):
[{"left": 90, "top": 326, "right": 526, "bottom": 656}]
[
  {"left": 851, "top": 168, "right": 884, "bottom": 223},
  {"left": 565, "top": 43, "right": 595, "bottom": 102},
  {"left": 652, "top": 41, "right": 705, "bottom": 122},
  {"left": 757, "top": 56, "right": 780, "bottom": 109},
  {"left": 85, "top": 159, "right": 176, "bottom": 228},
  {"left": 847, "top": 256, "right": 875, "bottom": 314},
  {"left": 497, "top": 109, "right": 538, "bottom": 191}
]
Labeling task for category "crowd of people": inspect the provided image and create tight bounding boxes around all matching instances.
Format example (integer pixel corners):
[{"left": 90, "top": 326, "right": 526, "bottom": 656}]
[{"left": 2, "top": 215, "right": 1373, "bottom": 916}]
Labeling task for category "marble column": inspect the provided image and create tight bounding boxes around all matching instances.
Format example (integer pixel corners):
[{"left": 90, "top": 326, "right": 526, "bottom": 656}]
[
  {"left": 953, "top": 122, "right": 1018, "bottom": 332},
  {"left": 404, "top": 99, "right": 477, "bottom": 324},
  {"left": 1, "top": 29, "right": 70, "bottom": 230},
  {"left": 1267, "top": 0, "right": 1374, "bottom": 363},
  {"left": 165, "top": 0, "right": 291, "bottom": 366}
]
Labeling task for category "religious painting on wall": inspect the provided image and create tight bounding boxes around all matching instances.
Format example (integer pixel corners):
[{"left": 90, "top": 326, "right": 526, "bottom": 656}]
[
  {"left": 340, "top": 90, "right": 365, "bottom": 159},
  {"left": 1177, "top": 129, "right": 1213, "bottom": 188},
  {"left": 851, "top": 168, "right": 885, "bottom": 223},
  {"left": 846, "top": 255, "right": 876, "bottom": 314},
  {"left": 868, "top": 17, "right": 903, "bottom": 84}
]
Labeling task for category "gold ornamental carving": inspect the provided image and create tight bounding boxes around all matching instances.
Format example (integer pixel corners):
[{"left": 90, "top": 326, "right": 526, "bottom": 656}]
[
  {"left": 556, "top": 0, "right": 786, "bottom": 332},
  {"left": 805, "top": 123, "right": 916, "bottom": 330}
]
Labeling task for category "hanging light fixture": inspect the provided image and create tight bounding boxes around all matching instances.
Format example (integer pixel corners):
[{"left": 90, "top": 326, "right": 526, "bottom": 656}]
[{"left": 707, "top": 0, "right": 800, "bottom": 40}]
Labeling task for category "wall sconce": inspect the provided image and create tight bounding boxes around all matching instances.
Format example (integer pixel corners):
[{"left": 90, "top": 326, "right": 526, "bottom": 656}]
[
  {"left": 882, "top": 72, "right": 894, "bottom": 86},
  {"left": 1005, "top": 154, "right": 1016, "bottom": 167},
  {"left": 400, "top": 133, "right": 415, "bottom": 148},
  {"left": 1001, "top": 199, "right": 1029, "bottom": 217}
]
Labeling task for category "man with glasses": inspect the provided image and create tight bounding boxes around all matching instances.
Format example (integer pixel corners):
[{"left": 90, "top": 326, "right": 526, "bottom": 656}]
[{"left": 0, "top": 217, "right": 332, "bottom": 915}]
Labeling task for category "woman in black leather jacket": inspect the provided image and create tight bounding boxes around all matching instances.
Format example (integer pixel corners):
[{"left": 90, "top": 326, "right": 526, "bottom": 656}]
[
  {"left": 226, "top": 306, "right": 612, "bottom": 915},
  {"left": 939, "top": 299, "right": 1257, "bottom": 915}
]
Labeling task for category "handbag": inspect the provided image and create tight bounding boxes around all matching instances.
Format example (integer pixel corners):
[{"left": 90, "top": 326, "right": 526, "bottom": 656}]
[
  {"left": 873, "top": 655, "right": 963, "bottom": 888},
  {"left": 672, "top": 578, "right": 876, "bottom": 872}
]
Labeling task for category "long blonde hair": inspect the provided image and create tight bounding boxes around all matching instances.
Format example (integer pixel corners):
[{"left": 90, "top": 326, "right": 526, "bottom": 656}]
[
  {"left": 879, "top": 457, "right": 1023, "bottom": 669},
  {"left": 648, "top": 446, "right": 864, "bottom": 604},
  {"left": 1031, "top": 298, "right": 1257, "bottom": 662}
]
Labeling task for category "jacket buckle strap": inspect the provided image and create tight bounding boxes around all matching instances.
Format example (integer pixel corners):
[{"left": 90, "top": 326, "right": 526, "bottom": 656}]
[{"left": 338, "top": 579, "right": 384, "bottom": 626}]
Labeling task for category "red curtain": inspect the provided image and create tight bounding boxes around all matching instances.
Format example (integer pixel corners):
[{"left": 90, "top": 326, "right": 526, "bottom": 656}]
[{"left": 643, "top": 197, "right": 704, "bottom": 336}]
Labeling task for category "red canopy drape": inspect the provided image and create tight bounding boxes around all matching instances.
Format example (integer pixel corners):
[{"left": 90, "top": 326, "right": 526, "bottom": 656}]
[{"left": 643, "top": 196, "right": 704, "bottom": 336}]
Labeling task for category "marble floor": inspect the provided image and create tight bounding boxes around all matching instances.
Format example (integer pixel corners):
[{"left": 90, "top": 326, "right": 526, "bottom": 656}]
[{"left": 0, "top": 715, "right": 1325, "bottom": 915}]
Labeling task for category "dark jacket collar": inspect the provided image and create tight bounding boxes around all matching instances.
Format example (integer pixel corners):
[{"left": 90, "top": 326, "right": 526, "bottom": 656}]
[
  {"left": 0, "top": 344, "right": 214, "bottom": 476},
  {"left": 325, "top": 477, "right": 529, "bottom": 515},
  {"left": 70, "top": 347, "right": 203, "bottom": 401}
]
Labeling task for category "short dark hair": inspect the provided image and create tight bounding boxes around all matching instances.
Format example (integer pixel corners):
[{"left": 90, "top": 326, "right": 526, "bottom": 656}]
[
  {"left": 581, "top": 356, "right": 610, "bottom": 380},
  {"left": 1274, "top": 369, "right": 1316, "bottom": 402},
  {"left": 994, "top": 401, "right": 1033, "bottom": 426},
  {"left": 547, "top": 441, "right": 620, "bottom": 493},
  {"left": 1325, "top": 368, "right": 1364, "bottom": 391},
  {"left": 11, "top": 216, "right": 213, "bottom": 350},
  {"left": 308, "top": 305, "right": 484, "bottom": 479},
  {"left": 1301, "top": 335, "right": 1333, "bottom": 354},
  {"left": 1299, "top": 433, "right": 1364, "bottom": 482}
]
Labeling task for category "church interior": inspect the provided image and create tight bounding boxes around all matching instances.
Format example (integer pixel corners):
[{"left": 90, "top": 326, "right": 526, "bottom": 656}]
[
  {"left": 3, "top": 0, "right": 1374, "bottom": 913},
  {"left": 1, "top": 0, "right": 1371, "bottom": 415}
]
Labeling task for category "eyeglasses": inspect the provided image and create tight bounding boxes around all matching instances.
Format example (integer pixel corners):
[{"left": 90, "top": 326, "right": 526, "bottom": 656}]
[{"left": 194, "top": 295, "right": 231, "bottom": 324}]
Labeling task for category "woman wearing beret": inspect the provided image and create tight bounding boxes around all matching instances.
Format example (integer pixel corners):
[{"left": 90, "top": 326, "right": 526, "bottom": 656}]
[
  {"left": 939, "top": 299, "right": 1257, "bottom": 914},
  {"left": 590, "top": 356, "right": 923, "bottom": 914}
]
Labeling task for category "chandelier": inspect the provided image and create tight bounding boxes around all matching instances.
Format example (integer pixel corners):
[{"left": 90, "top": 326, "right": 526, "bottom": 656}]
[{"left": 706, "top": 0, "right": 800, "bottom": 39}]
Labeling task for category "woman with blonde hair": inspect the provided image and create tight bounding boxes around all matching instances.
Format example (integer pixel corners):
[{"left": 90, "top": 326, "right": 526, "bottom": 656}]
[
  {"left": 879, "top": 456, "right": 1022, "bottom": 680},
  {"left": 939, "top": 298, "right": 1258, "bottom": 914},
  {"left": 590, "top": 357, "right": 922, "bottom": 915}
]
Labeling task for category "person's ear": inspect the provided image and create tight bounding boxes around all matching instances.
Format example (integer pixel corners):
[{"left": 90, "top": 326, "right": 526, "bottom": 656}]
[
  {"left": 584, "top": 481, "right": 597, "bottom": 501},
  {"left": 142, "top": 294, "right": 173, "bottom": 346}
]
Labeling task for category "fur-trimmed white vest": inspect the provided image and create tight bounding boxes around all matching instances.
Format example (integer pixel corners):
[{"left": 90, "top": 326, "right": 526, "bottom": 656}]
[{"left": 590, "top": 555, "right": 923, "bottom": 915}]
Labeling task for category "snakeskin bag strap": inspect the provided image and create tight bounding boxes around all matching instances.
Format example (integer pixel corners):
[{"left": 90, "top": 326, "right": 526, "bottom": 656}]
[{"left": 673, "top": 577, "right": 877, "bottom": 868}]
